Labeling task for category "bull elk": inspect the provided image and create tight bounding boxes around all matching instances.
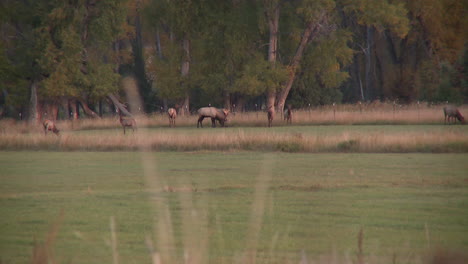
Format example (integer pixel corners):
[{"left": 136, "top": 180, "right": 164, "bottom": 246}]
[
  {"left": 43, "top": 120, "right": 60, "bottom": 136},
  {"left": 197, "top": 107, "right": 229, "bottom": 128},
  {"left": 117, "top": 109, "right": 137, "bottom": 134},
  {"left": 167, "top": 108, "right": 177, "bottom": 127},
  {"left": 267, "top": 106, "right": 274, "bottom": 127},
  {"left": 443, "top": 105, "right": 465, "bottom": 124}
]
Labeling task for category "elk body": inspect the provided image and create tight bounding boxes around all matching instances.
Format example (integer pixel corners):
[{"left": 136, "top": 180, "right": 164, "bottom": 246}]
[
  {"left": 118, "top": 109, "right": 137, "bottom": 134},
  {"left": 267, "top": 107, "right": 274, "bottom": 127},
  {"left": 284, "top": 105, "right": 292, "bottom": 124},
  {"left": 167, "top": 108, "right": 177, "bottom": 127},
  {"left": 43, "top": 120, "right": 60, "bottom": 135},
  {"left": 443, "top": 105, "right": 465, "bottom": 124},
  {"left": 197, "top": 107, "right": 229, "bottom": 128}
]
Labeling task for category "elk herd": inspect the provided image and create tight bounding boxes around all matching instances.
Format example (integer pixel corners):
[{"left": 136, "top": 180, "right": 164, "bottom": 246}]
[{"left": 40, "top": 104, "right": 464, "bottom": 136}]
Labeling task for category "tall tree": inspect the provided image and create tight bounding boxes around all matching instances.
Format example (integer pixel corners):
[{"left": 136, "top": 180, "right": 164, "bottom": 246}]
[
  {"left": 196, "top": 0, "right": 273, "bottom": 110},
  {"left": 262, "top": 0, "right": 338, "bottom": 113},
  {"left": 339, "top": 0, "right": 409, "bottom": 102},
  {"left": 0, "top": 1, "right": 32, "bottom": 118},
  {"left": 143, "top": 0, "right": 202, "bottom": 115},
  {"left": 40, "top": 0, "right": 132, "bottom": 119}
]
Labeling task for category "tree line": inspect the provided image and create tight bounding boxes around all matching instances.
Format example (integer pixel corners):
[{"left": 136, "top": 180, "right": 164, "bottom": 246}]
[{"left": 0, "top": 0, "right": 466, "bottom": 121}]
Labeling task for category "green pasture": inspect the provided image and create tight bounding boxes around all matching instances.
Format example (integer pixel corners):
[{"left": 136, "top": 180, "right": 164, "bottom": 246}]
[
  {"left": 1, "top": 151, "right": 467, "bottom": 263},
  {"left": 75, "top": 123, "right": 468, "bottom": 135},
  {"left": 233, "top": 124, "right": 468, "bottom": 134}
]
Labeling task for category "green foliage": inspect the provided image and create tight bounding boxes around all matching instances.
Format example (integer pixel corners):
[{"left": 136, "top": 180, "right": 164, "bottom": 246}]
[
  {"left": 34, "top": 0, "right": 130, "bottom": 101},
  {"left": 289, "top": 29, "right": 352, "bottom": 106},
  {"left": 151, "top": 43, "right": 189, "bottom": 100},
  {"left": 231, "top": 57, "right": 289, "bottom": 96},
  {"left": 296, "top": 0, "right": 336, "bottom": 23},
  {"left": 304, "top": 30, "right": 353, "bottom": 88},
  {"left": 86, "top": 63, "right": 120, "bottom": 99},
  {"left": 341, "top": 0, "right": 409, "bottom": 37},
  {"left": 417, "top": 47, "right": 468, "bottom": 103},
  {"left": 434, "top": 61, "right": 465, "bottom": 104},
  {"left": 406, "top": 0, "right": 466, "bottom": 63},
  {"left": 1, "top": 0, "right": 467, "bottom": 116}
]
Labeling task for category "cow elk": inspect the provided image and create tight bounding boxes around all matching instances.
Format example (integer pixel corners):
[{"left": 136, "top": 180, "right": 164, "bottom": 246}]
[
  {"left": 284, "top": 105, "right": 292, "bottom": 124},
  {"left": 267, "top": 106, "right": 274, "bottom": 127},
  {"left": 443, "top": 105, "right": 465, "bottom": 124},
  {"left": 43, "top": 120, "right": 60, "bottom": 136},
  {"left": 167, "top": 108, "right": 177, "bottom": 127},
  {"left": 118, "top": 109, "right": 137, "bottom": 134}
]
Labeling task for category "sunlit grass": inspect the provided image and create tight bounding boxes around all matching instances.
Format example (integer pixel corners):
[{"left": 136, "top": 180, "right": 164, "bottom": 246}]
[{"left": 1, "top": 124, "right": 467, "bottom": 152}]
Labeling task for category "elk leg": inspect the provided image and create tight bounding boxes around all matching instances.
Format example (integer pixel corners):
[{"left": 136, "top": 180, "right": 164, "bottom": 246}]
[{"left": 197, "top": 116, "right": 204, "bottom": 128}]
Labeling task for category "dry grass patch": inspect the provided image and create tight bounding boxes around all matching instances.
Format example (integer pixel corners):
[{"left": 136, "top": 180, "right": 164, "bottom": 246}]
[
  {"left": 1, "top": 104, "right": 467, "bottom": 152},
  {"left": 1, "top": 125, "right": 467, "bottom": 152}
]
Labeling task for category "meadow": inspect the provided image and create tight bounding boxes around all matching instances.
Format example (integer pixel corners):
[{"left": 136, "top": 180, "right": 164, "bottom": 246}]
[
  {"left": 1, "top": 106, "right": 468, "bottom": 153},
  {"left": 0, "top": 151, "right": 467, "bottom": 264},
  {"left": 1, "top": 106, "right": 468, "bottom": 263}
]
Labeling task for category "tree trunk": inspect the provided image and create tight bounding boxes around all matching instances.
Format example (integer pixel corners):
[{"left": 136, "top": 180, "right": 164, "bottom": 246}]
[
  {"left": 61, "top": 99, "right": 70, "bottom": 119},
  {"left": 156, "top": 27, "right": 163, "bottom": 59},
  {"left": 224, "top": 91, "right": 231, "bottom": 110},
  {"left": 365, "top": 26, "right": 373, "bottom": 101},
  {"left": 276, "top": 20, "right": 320, "bottom": 113},
  {"left": 235, "top": 97, "right": 246, "bottom": 112},
  {"left": 180, "top": 36, "right": 190, "bottom": 115},
  {"left": 99, "top": 100, "right": 103, "bottom": 117},
  {"left": 50, "top": 103, "right": 59, "bottom": 120},
  {"left": 69, "top": 99, "right": 79, "bottom": 120},
  {"left": 29, "top": 81, "right": 41, "bottom": 124},
  {"left": 266, "top": 4, "right": 280, "bottom": 112},
  {"left": 76, "top": 98, "right": 101, "bottom": 118},
  {"left": 107, "top": 94, "right": 133, "bottom": 116}
]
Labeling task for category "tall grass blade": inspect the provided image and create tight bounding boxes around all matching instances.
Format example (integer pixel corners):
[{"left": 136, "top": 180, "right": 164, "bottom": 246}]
[{"left": 110, "top": 216, "right": 118, "bottom": 264}]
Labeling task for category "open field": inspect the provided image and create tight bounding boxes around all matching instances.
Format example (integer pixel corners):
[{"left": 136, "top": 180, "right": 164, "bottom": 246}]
[
  {"left": 1, "top": 151, "right": 467, "bottom": 263},
  {"left": 2, "top": 104, "right": 467, "bottom": 131},
  {"left": 1, "top": 123, "right": 467, "bottom": 153},
  {"left": 1, "top": 106, "right": 467, "bottom": 153}
]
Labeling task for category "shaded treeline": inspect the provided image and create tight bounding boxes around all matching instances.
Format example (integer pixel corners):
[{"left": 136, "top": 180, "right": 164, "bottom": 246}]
[{"left": 0, "top": 0, "right": 466, "bottom": 121}]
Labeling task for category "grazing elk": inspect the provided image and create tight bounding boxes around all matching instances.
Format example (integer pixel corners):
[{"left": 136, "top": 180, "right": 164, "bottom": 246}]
[
  {"left": 284, "top": 104, "right": 292, "bottom": 124},
  {"left": 267, "top": 106, "right": 274, "bottom": 127},
  {"left": 117, "top": 109, "right": 137, "bottom": 134},
  {"left": 167, "top": 108, "right": 177, "bottom": 127},
  {"left": 197, "top": 107, "right": 229, "bottom": 128},
  {"left": 443, "top": 105, "right": 465, "bottom": 124},
  {"left": 43, "top": 120, "right": 60, "bottom": 136}
]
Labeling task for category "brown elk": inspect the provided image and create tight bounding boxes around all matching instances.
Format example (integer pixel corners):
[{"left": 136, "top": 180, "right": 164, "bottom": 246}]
[
  {"left": 284, "top": 104, "right": 292, "bottom": 124},
  {"left": 197, "top": 107, "right": 229, "bottom": 128},
  {"left": 43, "top": 120, "right": 60, "bottom": 136},
  {"left": 444, "top": 105, "right": 465, "bottom": 124},
  {"left": 167, "top": 108, "right": 177, "bottom": 127},
  {"left": 117, "top": 109, "right": 137, "bottom": 134},
  {"left": 267, "top": 106, "right": 274, "bottom": 127}
]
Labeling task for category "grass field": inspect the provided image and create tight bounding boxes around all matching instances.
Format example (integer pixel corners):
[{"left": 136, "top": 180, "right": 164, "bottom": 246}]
[
  {"left": 1, "top": 151, "right": 467, "bottom": 263},
  {"left": 1, "top": 124, "right": 468, "bottom": 153}
]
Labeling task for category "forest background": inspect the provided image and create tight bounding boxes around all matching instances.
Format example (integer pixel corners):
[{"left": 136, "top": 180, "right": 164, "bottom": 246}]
[{"left": 0, "top": 0, "right": 466, "bottom": 121}]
